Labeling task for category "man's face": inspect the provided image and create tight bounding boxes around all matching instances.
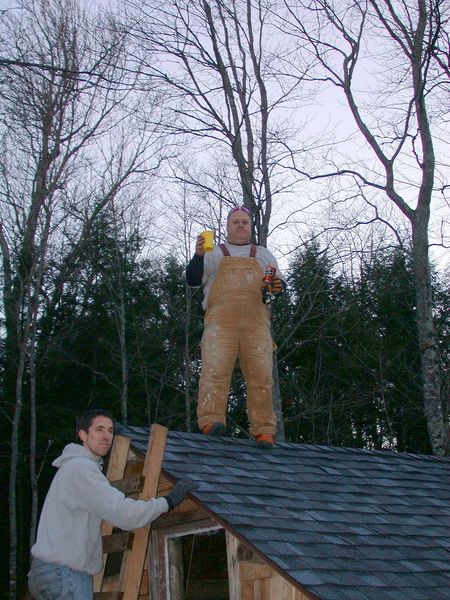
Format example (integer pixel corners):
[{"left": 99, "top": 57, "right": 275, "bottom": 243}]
[
  {"left": 78, "top": 415, "right": 114, "bottom": 459},
  {"left": 227, "top": 210, "right": 252, "bottom": 245}
]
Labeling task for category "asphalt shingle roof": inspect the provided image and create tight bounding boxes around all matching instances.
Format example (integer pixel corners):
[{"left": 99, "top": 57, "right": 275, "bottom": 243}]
[{"left": 117, "top": 426, "right": 450, "bottom": 600}]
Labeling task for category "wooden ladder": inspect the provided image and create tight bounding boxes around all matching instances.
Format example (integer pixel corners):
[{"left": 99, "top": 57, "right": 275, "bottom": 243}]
[{"left": 93, "top": 424, "right": 168, "bottom": 600}]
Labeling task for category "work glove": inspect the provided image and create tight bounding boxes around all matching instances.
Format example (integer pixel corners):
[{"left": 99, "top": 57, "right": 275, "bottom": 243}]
[{"left": 165, "top": 478, "right": 199, "bottom": 510}]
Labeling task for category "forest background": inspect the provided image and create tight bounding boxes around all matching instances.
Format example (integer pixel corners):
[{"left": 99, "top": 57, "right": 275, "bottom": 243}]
[{"left": 0, "top": 0, "right": 449, "bottom": 597}]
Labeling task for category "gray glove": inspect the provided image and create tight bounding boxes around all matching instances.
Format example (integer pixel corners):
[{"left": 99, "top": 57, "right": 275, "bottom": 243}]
[{"left": 165, "top": 478, "right": 199, "bottom": 510}]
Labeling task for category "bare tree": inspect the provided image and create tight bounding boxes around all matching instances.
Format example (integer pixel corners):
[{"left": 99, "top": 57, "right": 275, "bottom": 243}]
[
  {"left": 0, "top": 0, "right": 167, "bottom": 594},
  {"left": 125, "top": 0, "right": 307, "bottom": 440},
  {"left": 126, "top": 0, "right": 302, "bottom": 245},
  {"left": 279, "top": 0, "right": 449, "bottom": 454}
]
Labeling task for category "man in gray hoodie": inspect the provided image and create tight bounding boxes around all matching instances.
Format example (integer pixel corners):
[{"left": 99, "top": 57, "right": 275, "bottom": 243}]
[{"left": 28, "top": 409, "right": 197, "bottom": 599}]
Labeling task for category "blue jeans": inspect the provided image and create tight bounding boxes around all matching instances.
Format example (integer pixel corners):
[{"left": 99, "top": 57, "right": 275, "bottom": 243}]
[{"left": 28, "top": 557, "right": 93, "bottom": 599}]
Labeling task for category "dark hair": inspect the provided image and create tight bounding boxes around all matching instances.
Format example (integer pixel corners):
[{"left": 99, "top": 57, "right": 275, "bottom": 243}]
[{"left": 76, "top": 409, "right": 114, "bottom": 436}]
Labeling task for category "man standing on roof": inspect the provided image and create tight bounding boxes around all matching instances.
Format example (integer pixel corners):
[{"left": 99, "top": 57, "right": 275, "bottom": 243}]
[
  {"left": 186, "top": 206, "right": 286, "bottom": 449},
  {"left": 28, "top": 409, "right": 198, "bottom": 599}
]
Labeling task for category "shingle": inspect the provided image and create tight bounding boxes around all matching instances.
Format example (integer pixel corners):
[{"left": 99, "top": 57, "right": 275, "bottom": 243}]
[
  {"left": 117, "top": 425, "right": 450, "bottom": 600},
  {"left": 311, "top": 585, "right": 373, "bottom": 600},
  {"left": 360, "top": 587, "right": 412, "bottom": 600},
  {"left": 288, "top": 569, "right": 345, "bottom": 586}
]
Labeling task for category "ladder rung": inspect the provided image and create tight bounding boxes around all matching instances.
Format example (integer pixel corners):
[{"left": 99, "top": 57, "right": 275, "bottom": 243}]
[
  {"left": 110, "top": 475, "right": 145, "bottom": 495},
  {"left": 102, "top": 531, "right": 134, "bottom": 554}
]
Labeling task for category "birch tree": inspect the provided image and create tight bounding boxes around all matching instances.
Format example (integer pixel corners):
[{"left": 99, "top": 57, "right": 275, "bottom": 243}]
[
  {"left": 126, "top": 0, "right": 302, "bottom": 245},
  {"left": 279, "top": 0, "right": 449, "bottom": 455},
  {"left": 0, "top": 1, "right": 165, "bottom": 594}
]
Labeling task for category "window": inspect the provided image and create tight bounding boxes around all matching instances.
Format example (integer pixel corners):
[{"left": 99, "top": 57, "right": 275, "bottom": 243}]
[{"left": 166, "top": 527, "right": 229, "bottom": 600}]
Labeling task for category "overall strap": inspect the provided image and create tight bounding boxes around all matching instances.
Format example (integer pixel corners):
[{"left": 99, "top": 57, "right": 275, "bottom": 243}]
[
  {"left": 220, "top": 243, "right": 257, "bottom": 257},
  {"left": 219, "top": 243, "right": 230, "bottom": 256}
]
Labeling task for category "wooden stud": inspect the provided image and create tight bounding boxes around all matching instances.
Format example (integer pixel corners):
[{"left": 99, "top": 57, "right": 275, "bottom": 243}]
[
  {"left": 148, "top": 530, "right": 162, "bottom": 600},
  {"left": 167, "top": 536, "right": 185, "bottom": 600},
  {"left": 226, "top": 532, "right": 241, "bottom": 600}
]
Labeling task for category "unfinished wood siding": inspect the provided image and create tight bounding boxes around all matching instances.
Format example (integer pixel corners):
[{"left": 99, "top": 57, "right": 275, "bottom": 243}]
[
  {"left": 240, "top": 563, "right": 312, "bottom": 600},
  {"left": 238, "top": 544, "right": 314, "bottom": 600}
]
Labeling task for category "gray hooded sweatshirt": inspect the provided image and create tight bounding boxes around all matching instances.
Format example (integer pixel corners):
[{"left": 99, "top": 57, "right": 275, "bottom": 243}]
[{"left": 31, "top": 443, "right": 169, "bottom": 575}]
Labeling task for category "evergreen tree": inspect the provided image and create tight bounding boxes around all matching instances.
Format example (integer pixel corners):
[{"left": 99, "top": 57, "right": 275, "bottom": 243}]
[
  {"left": 278, "top": 243, "right": 352, "bottom": 445},
  {"left": 277, "top": 244, "right": 433, "bottom": 452}
]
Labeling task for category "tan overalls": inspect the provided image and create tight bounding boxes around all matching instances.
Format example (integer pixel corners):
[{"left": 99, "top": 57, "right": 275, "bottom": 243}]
[{"left": 197, "top": 244, "right": 277, "bottom": 436}]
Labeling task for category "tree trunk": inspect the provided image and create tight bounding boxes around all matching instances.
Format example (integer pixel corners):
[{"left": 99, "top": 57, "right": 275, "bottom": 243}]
[
  {"left": 117, "top": 287, "right": 129, "bottom": 425},
  {"left": 270, "top": 307, "right": 285, "bottom": 441},
  {"left": 9, "top": 334, "right": 29, "bottom": 599},
  {"left": 29, "top": 325, "right": 39, "bottom": 549},
  {"left": 412, "top": 214, "right": 448, "bottom": 455},
  {"left": 272, "top": 350, "right": 286, "bottom": 441},
  {"left": 184, "top": 283, "right": 192, "bottom": 432},
  {"left": 409, "top": 0, "right": 447, "bottom": 455}
]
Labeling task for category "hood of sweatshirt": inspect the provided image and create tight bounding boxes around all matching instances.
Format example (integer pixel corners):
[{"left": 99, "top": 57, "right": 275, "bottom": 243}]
[{"left": 52, "top": 443, "right": 100, "bottom": 469}]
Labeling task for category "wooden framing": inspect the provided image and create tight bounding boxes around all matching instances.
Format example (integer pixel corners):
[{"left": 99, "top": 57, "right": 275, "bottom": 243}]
[
  {"left": 93, "top": 425, "right": 168, "bottom": 600},
  {"left": 94, "top": 429, "right": 317, "bottom": 600}
]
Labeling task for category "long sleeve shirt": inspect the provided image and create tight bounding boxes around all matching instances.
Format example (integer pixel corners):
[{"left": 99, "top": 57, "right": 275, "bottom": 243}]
[
  {"left": 31, "top": 443, "right": 169, "bottom": 574},
  {"left": 186, "top": 242, "right": 285, "bottom": 310}
]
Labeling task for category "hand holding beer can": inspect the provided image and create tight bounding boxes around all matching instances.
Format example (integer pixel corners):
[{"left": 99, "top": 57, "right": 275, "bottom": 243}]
[{"left": 262, "top": 264, "right": 277, "bottom": 304}]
